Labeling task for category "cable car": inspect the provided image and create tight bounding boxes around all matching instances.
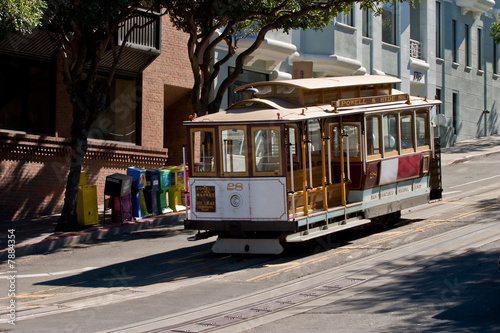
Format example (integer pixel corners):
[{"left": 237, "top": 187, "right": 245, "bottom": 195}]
[{"left": 183, "top": 75, "right": 442, "bottom": 254}]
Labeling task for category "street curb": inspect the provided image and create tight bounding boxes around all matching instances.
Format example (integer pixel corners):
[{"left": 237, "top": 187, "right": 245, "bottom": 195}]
[
  {"left": 446, "top": 149, "right": 500, "bottom": 165},
  {"left": 0, "top": 212, "right": 185, "bottom": 261}
]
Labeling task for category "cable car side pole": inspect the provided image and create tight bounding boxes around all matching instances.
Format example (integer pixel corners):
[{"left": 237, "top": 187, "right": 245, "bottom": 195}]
[
  {"left": 288, "top": 142, "right": 296, "bottom": 221},
  {"left": 183, "top": 145, "right": 190, "bottom": 220}
]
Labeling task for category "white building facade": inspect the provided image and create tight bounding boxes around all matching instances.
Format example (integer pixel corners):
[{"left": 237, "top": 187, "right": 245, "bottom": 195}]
[{"left": 214, "top": 0, "right": 500, "bottom": 146}]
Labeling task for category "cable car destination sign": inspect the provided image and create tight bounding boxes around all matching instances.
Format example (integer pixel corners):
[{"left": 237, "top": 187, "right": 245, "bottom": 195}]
[{"left": 333, "top": 93, "right": 409, "bottom": 111}]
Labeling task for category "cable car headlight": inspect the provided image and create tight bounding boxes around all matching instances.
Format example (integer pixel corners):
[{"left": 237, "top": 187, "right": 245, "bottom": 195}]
[{"left": 230, "top": 194, "right": 242, "bottom": 208}]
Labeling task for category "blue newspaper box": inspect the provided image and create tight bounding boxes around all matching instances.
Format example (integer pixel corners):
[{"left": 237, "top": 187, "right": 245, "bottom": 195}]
[{"left": 127, "top": 167, "right": 148, "bottom": 218}]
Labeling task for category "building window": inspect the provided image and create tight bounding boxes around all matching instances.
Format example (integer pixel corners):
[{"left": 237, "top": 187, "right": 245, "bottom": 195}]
[
  {"left": 465, "top": 24, "right": 470, "bottom": 67},
  {"left": 228, "top": 68, "right": 269, "bottom": 106},
  {"left": 89, "top": 76, "right": 139, "bottom": 144},
  {"left": 452, "top": 92, "right": 458, "bottom": 135},
  {"left": 494, "top": 40, "right": 498, "bottom": 74},
  {"left": 436, "top": 1, "right": 442, "bottom": 58},
  {"left": 382, "top": 1, "right": 397, "bottom": 45},
  {"left": 477, "top": 28, "right": 482, "bottom": 70},
  {"left": 337, "top": 8, "right": 354, "bottom": 27},
  {"left": 362, "top": 9, "right": 371, "bottom": 37},
  {"left": 0, "top": 55, "right": 54, "bottom": 135},
  {"left": 452, "top": 20, "right": 457, "bottom": 62},
  {"left": 435, "top": 88, "right": 442, "bottom": 115}
]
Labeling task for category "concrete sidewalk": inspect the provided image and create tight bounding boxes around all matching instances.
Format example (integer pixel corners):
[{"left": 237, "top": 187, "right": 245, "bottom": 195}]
[
  {"left": 440, "top": 134, "right": 500, "bottom": 165},
  {"left": 0, "top": 211, "right": 186, "bottom": 261},
  {"left": 1, "top": 135, "right": 499, "bottom": 261}
]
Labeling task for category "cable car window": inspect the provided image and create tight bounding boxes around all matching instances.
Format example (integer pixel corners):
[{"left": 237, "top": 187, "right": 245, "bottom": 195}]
[
  {"left": 400, "top": 113, "right": 415, "bottom": 152},
  {"left": 416, "top": 110, "right": 430, "bottom": 148},
  {"left": 276, "top": 85, "right": 298, "bottom": 95},
  {"left": 366, "top": 116, "right": 381, "bottom": 159},
  {"left": 285, "top": 125, "right": 301, "bottom": 190},
  {"left": 220, "top": 126, "right": 247, "bottom": 176},
  {"left": 382, "top": 114, "right": 398, "bottom": 155},
  {"left": 304, "top": 94, "right": 321, "bottom": 106},
  {"left": 333, "top": 126, "right": 340, "bottom": 157},
  {"left": 341, "top": 88, "right": 357, "bottom": 99},
  {"left": 286, "top": 125, "right": 299, "bottom": 161},
  {"left": 331, "top": 123, "right": 361, "bottom": 159},
  {"left": 253, "top": 127, "right": 282, "bottom": 175},
  {"left": 255, "top": 85, "right": 273, "bottom": 96},
  {"left": 303, "top": 90, "right": 321, "bottom": 106},
  {"left": 360, "top": 85, "right": 376, "bottom": 97},
  {"left": 228, "top": 101, "right": 277, "bottom": 109},
  {"left": 307, "top": 119, "right": 322, "bottom": 153},
  {"left": 323, "top": 89, "right": 339, "bottom": 104},
  {"left": 191, "top": 128, "right": 216, "bottom": 175},
  {"left": 276, "top": 85, "right": 300, "bottom": 104},
  {"left": 345, "top": 125, "right": 360, "bottom": 158}
]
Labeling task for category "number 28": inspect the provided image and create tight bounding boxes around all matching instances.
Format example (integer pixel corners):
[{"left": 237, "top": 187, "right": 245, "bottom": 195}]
[{"left": 227, "top": 183, "right": 243, "bottom": 191}]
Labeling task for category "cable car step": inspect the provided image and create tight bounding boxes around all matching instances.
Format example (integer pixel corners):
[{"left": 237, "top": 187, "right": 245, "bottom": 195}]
[
  {"left": 285, "top": 218, "right": 372, "bottom": 243},
  {"left": 212, "top": 238, "right": 284, "bottom": 255}
]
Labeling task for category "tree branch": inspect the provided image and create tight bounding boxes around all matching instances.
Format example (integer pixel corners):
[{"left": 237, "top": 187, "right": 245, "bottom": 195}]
[{"left": 209, "top": 2, "right": 339, "bottom": 112}]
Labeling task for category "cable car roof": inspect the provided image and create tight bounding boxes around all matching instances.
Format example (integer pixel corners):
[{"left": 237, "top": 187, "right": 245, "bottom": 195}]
[
  {"left": 186, "top": 75, "right": 441, "bottom": 124},
  {"left": 234, "top": 75, "right": 401, "bottom": 92}
]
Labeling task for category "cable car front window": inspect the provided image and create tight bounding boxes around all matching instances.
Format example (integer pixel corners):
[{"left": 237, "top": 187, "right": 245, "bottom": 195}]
[
  {"left": 220, "top": 127, "right": 247, "bottom": 175},
  {"left": 191, "top": 129, "right": 216, "bottom": 175}
]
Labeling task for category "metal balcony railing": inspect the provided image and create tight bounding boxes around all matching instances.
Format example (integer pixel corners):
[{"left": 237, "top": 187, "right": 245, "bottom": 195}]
[
  {"left": 117, "top": 10, "right": 160, "bottom": 52},
  {"left": 410, "top": 39, "right": 421, "bottom": 59}
]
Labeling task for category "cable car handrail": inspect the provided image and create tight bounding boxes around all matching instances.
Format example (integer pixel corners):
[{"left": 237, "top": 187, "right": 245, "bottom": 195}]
[
  {"left": 344, "top": 133, "right": 351, "bottom": 181},
  {"left": 307, "top": 141, "right": 313, "bottom": 189},
  {"left": 288, "top": 141, "right": 296, "bottom": 221}
]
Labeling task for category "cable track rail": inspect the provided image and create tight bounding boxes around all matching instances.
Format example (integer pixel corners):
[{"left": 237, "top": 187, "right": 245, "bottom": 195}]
[
  {"left": 102, "top": 220, "right": 500, "bottom": 333},
  {"left": 150, "top": 276, "right": 367, "bottom": 333}
]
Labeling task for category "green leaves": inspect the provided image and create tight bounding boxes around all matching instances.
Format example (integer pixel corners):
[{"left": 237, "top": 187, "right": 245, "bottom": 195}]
[
  {"left": 0, "top": 0, "right": 47, "bottom": 36},
  {"left": 491, "top": 18, "right": 500, "bottom": 44}
]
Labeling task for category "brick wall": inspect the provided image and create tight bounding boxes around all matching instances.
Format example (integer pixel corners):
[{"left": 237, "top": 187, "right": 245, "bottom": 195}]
[
  {"left": 142, "top": 19, "right": 194, "bottom": 152},
  {"left": 0, "top": 133, "right": 169, "bottom": 221},
  {"left": 0, "top": 18, "right": 193, "bottom": 222},
  {"left": 0, "top": 142, "right": 166, "bottom": 222},
  {"left": 164, "top": 88, "right": 193, "bottom": 165}
]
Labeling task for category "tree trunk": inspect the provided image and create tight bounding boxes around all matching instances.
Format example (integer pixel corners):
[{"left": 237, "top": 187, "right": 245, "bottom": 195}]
[{"left": 55, "top": 99, "right": 90, "bottom": 231}]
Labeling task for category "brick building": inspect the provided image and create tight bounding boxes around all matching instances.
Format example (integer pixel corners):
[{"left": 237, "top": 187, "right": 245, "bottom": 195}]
[{"left": 0, "top": 14, "right": 193, "bottom": 221}]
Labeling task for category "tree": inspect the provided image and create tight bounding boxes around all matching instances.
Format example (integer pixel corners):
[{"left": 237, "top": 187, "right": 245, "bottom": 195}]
[
  {"left": 29, "top": 0, "right": 400, "bottom": 231},
  {"left": 166, "top": 0, "right": 401, "bottom": 116},
  {"left": 491, "top": 19, "right": 500, "bottom": 44},
  {"left": 43, "top": 1, "right": 162, "bottom": 231},
  {"left": 0, "top": 0, "right": 46, "bottom": 37}
]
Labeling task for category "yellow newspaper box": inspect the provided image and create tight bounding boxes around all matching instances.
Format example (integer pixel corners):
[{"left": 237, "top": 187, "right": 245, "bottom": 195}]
[
  {"left": 76, "top": 172, "right": 99, "bottom": 225},
  {"left": 165, "top": 166, "right": 186, "bottom": 212}
]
